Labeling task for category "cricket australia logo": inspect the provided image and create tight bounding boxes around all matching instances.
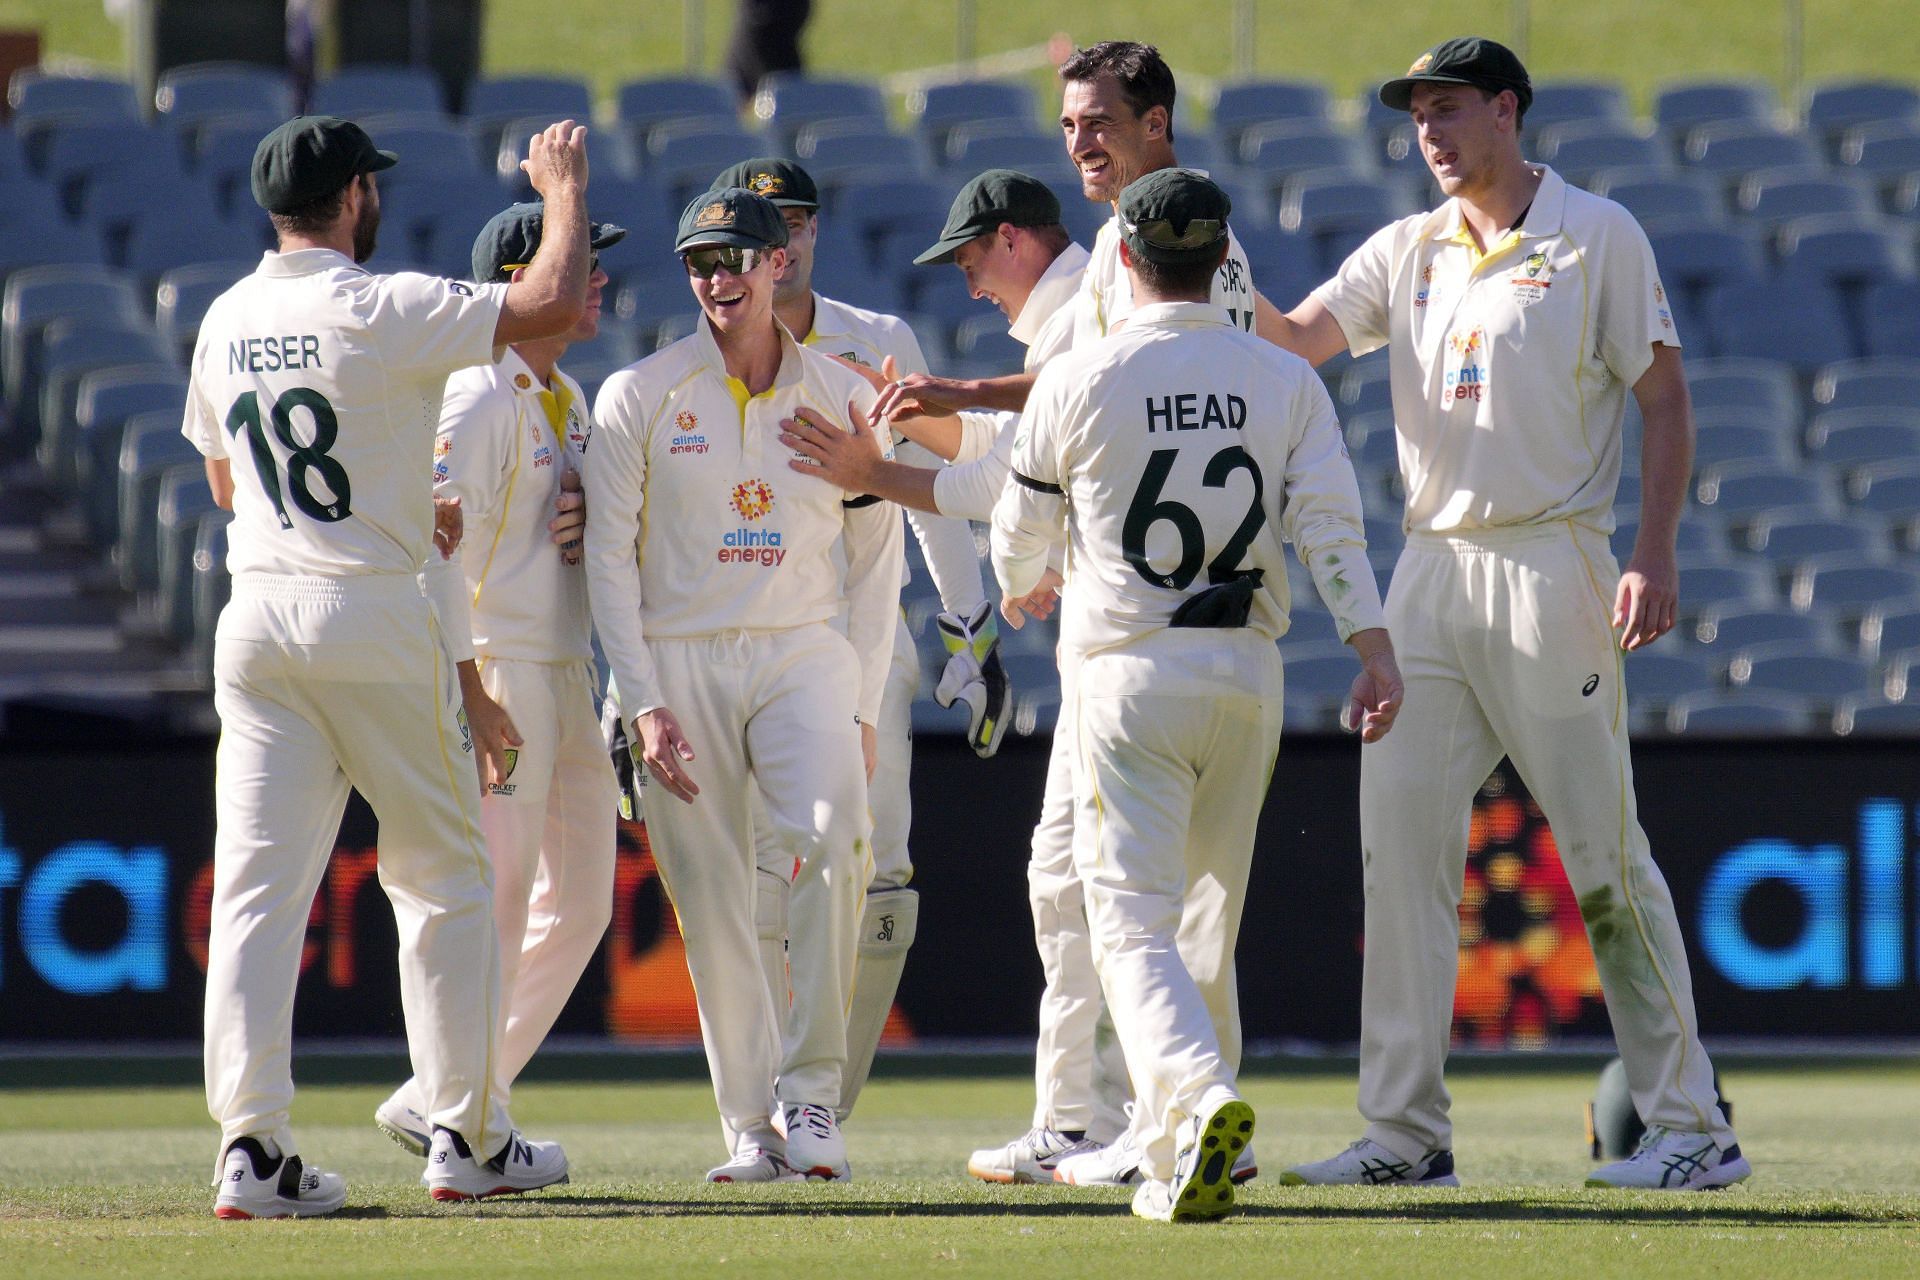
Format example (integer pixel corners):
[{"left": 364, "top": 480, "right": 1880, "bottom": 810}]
[
  {"left": 670, "top": 408, "right": 708, "bottom": 455},
  {"left": 719, "top": 478, "right": 784, "bottom": 566},
  {"left": 1510, "top": 249, "right": 1552, "bottom": 307}
]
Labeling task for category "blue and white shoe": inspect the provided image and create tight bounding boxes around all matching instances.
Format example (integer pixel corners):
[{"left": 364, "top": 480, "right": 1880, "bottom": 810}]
[
  {"left": 1280, "top": 1138, "right": 1460, "bottom": 1187},
  {"left": 1586, "top": 1126, "right": 1751, "bottom": 1190}
]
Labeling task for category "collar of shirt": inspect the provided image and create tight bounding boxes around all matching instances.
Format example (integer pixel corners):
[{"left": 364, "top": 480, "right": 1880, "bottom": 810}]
[
  {"left": 1123, "top": 300, "right": 1234, "bottom": 331},
  {"left": 499, "top": 346, "right": 574, "bottom": 446},
  {"left": 692, "top": 310, "right": 807, "bottom": 395},
  {"left": 1009, "top": 241, "right": 1091, "bottom": 347},
  {"left": 798, "top": 291, "right": 857, "bottom": 346},
  {"left": 1426, "top": 164, "right": 1567, "bottom": 266},
  {"left": 257, "top": 247, "right": 365, "bottom": 277}
]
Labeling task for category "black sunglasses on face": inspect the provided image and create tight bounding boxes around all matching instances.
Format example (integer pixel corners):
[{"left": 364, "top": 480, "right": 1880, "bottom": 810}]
[
  {"left": 1123, "top": 217, "right": 1226, "bottom": 250},
  {"left": 682, "top": 246, "right": 760, "bottom": 278}
]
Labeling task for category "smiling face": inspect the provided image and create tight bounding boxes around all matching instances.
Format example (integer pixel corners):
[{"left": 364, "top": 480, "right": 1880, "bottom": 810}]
[
  {"left": 1061, "top": 75, "right": 1168, "bottom": 205},
  {"left": 951, "top": 227, "right": 1024, "bottom": 321},
  {"left": 686, "top": 244, "right": 785, "bottom": 336},
  {"left": 772, "top": 208, "right": 817, "bottom": 305},
  {"left": 566, "top": 259, "right": 609, "bottom": 342},
  {"left": 1409, "top": 82, "right": 1519, "bottom": 198}
]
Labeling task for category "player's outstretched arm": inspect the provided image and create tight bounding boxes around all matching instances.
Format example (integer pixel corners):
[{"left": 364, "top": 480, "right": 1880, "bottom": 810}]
[
  {"left": 1255, "top": 291, "right": 1351, "bottom": 368},
  {"left": 496, "top": 120, "right": 590, "bottom": 347},
  {"left": 782, "top": 408, "right": 944, "bottom": 515}
]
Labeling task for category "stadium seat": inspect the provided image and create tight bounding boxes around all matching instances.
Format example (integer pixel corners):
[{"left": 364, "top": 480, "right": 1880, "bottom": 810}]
[
  {"left": 1804, "top": 408, "right": 1920, "bottom": 469},
  {"left": 118, "top": 410, "right": 202, "bottom": 588},
  {"left": 160, "top": 501, "right": 228, "bottom": 645},
  {"left": 1535, "top": 123, "right": 1669, "bottom": 185},
  {"left": 1791, "top": 556, "right": 1920, "bottom": 616},
  {"left": 1693, "top": 603, "right": 1841, "bottom": 653},
  {"left": 1673, "top": 554, "right": 1782, "bottom": 615},
  {"left": 7, "top": 69, "right": 140, "bottom": 123},
  {"left": 145, "top": 463, "right": 215, "bottom": 599},
  {"left": 1684, "top": 357, "right": 1799, "bottom": 431},
  {"left": 73, "top": 368, "right": 189, "bottom": 541},
  {"left": 1726, "top": 642, "right": 1880, "bottom": 706},
  {"left": 1690, "top": 413, "right": 1795, "bottom": 467},
  {"left": 1811, "top": 355, "right": 1920, "bottom": 413},
  {"left": 1622, "top": 649, "right": 1719, "bottom": 703},
  {"left": 795, "top": 122, "right": 927, "bottom": 179},
  {"left": 1645, "top": 224, "right": 1766, "bottom": 296},
  {"left": 951, "top": 313, "right": 1025, "bottom": 369},
  {"left": 617, "top": 76, "right": 738, "bottom": 135},
  {"left": 1736, "top": 169, "right": 1877, "bottom": 226},
  {"left": 1703, "top": 280, "right": 1857, "bottom": 370},
  {"left": 33, "top": 319, "right": 176, "bottom": 485},
  {"left": 1654, "top": 82, "right": 1777, "bottom": 138},
  {"left": 2, "top": 264, "right": 143, "bottom": 418},
  {"left": 1836, "top": 120, "right": 1920, "bottom": 187},
  {"left": 378, "top": 174, "right": 517, "bottom": 267},
  {"left": 1832, "top": 695, "right": 1920, "bottom": 736},
  {"left": 191, "top": 513, "right": 233, "bottom": 671},
  {"left": 1337, "top": 363, "right": 1394, "bottom": 421},
  {"left": 1695, "top": 459, "right": 1838, "bottom": 518},
  {"left": 0, "top": 207, "right": 103, "bottom": 285},
  {"left": 361, "top": 118, "right": 486, "bottom": 182},
  {"left": 1589, "top": 168, "right": 1722, "bottom": 223},
  {"left": 494, "top": 113, "right": 640, "bottom": 189},
  {"left": 1847, "top": 458, "right": 1920, "bottom": 518},
  {"left": 1681, "top": 122, "right": 1822, "bottom": 183},
  {"left": 464, "top": 75, "right": 594, "bottom": 135},
  {"left": 154, "top": 260, "right": 256, "bottom": 362},
  {"left": 1805, "top": 81, "right": 1920, "bottom": 142},
  {"left": 942, "top": 124, "right": 1070, "bottom": 178},
  {"left": 1238, "top": 121, "right": 1368, "bottom": 188},
  {"left": 310, "top": 66, "right": 446, "bottom": 118},
  {"left": 1860, "top": 279, "right": 1920, "bottom": 356},
  {"left": 1665, "top": 689, "right": 1817, "bottom": 734},
  {"left": 1861, "top": 603, "right": 1920, "bottom": 665},
  {"left": 752, "top": 75, "right": 888, "bottom": 146},
  {"left": 1612, "top": 508, "right": 1726, "bottom": 561},
  {"left": 1526, "top": 81, "right": 1631, "bottom": 132},
  {"left": 34, "top": 120, "right": 185, "bottom": 217},
  {"left": 121, "top": 206, "right": 263, "bottom": 283},
  {"left": 646, "top": 120, "right": 767, "bottom": 204},
  {"left": 1777, "top": 214, "right": 1914, "bottom": 289},
  {"left": 154, "top": 62, "right": 294, "bottom": 127},
  {"left": 1212, "top": 79, "right": 1332, "bottom": 149},
  {"left": 1742, "top": 506, "right": 1889, "bottom": 561},
  {"left": 910, "top": 80, "right": 1034, "bottom": 151}
]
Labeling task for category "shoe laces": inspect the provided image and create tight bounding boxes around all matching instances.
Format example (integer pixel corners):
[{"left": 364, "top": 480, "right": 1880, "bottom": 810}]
[{"left": 791, "top": 1104, "right": 835, "bottom": 1140}]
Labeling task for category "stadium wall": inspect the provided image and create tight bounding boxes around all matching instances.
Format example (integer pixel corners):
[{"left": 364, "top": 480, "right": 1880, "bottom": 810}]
[{"left": 1, "top": 733, "right": 1916, "bottom": 1047}]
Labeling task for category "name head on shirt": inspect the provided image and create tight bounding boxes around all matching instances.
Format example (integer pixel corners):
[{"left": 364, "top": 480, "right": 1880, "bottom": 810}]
[
  {"left": 1145, "top": 392, "right": 1246, "bottom": 434},
  {"left": 229, "top": 335, "right": 324, "bottom": 374}
]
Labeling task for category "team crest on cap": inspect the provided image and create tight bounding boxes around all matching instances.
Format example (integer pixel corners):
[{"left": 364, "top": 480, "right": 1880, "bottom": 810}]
[
  {"left": 1409, "top": 53, "right": 1434, "bottom": 74},
  {"left": 731, "top": 479, "right": 776, "bottom": 521},
  {"left": 748, "top": 173, "right": 785, "bottom": 196},
  {"left": 695, "top": 200, "right": 730, "bottom": 228},
  {"left": 514, "top": 373, "right": 532, "bottom": 389}
]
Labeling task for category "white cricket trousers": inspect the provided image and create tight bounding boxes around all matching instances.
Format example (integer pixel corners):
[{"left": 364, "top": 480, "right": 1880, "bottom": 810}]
[
  {"left": 392, "top": 657, "right": 617, "bottom": 1117},
  {"left": 644, "top": 622, "right": 870, "bottom": 1156},
  {"left": 1072, "top": 630, "right": 1284, "bottom": 1181},
  {"left": 1358, "top": 524, "right": 1732, "bottom": 1161},
  {"left": 204, "top": 572, "right": 510, "bottom": 1166}
]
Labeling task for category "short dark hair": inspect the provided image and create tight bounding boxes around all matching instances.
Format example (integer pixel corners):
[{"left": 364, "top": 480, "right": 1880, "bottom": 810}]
[
  {"left": 1059, "top": 41, "right": 1176, "bottom": 141},
  {"left": 1022, "top": 223, "right": 1072, "bottom": 255},
  {"left": 267, "top": 179, "right": 350, "bottom": 237},
  {"left": 1127, "top": 245, "right": 1223, "bottom": 299},
  {"left": 1471, "top": 84, "right": 1527, "bottom": 132}
]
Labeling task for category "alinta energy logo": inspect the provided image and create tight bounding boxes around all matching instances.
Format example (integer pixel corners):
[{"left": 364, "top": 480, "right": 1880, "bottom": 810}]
[
  {"left": 720, "top": 478, "right": 784, "bottom": 566},
  {"left": 1442, "top": 325, "right": 1487, "bottom": 406},
  {"left": 670, "top": 409, "right": 708, "bottom": 456}
]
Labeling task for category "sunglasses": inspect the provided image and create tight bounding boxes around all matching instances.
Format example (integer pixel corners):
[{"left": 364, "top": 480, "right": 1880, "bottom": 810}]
[
  {"left": 1122, "top": 217, "right": 1226, "bottom": 250},
  {"left": 682, "top": 246, "right": 763, "bottom": 278}
]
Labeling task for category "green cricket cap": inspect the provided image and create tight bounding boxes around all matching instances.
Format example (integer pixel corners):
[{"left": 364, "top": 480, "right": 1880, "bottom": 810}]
[
  {"left": 674, "top": 187, "right": 791, "bottom": 253},
  {"left": 914, "top": 169, "right": 1062, "bottom": 266},
  {"left": 709, "top": 157, "right": 820, "bottom": 209},
  {"left": 1115, "top": 168, "right": 1231, "bottom": 266},
  {"left": 251, "top": 115, "right": 397, "bottom": 213},
  {"left": 1378, "top": 35, "right": 1533, "bottom": 114},
  {"left": 471, "top": 201, "right": 628, "bottom": 284}
]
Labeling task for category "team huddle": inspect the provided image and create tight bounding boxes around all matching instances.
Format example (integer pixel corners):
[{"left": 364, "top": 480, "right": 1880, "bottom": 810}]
[{"left": 186, "top": 37, "right": 1750, "bottom": 1225}]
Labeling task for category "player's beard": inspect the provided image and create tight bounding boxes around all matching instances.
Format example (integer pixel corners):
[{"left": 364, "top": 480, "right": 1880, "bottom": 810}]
[{"left": 351, "top": 199, "right": 380, "bottom": 263}]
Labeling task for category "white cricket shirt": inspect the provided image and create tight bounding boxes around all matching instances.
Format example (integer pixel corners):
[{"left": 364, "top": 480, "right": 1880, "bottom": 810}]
[
  {"left": 993, "top": 302, "right": 1385, "bottom": 663},
  {"left": 1312, "top": 165, "right": 1677, "bottom": 534},
  {"left": 1073, "top": 216, "right": 1257, "bottom": 346},
  {"left": 431, "top": 347, "right": 593, "bottom": 664},
  {"left": 585, "top": 318, "right": 905, "bottom": 724},
  {"left": 183, "top": 249, "right": 506, "bottom": 579}
]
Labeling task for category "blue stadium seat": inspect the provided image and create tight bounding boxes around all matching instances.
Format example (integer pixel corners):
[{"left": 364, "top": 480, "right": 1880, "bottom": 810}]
[
  {"left": 1527, "top": 81, "right": 1631, "bottom": 132},
  {"left": 1681, "top": 122, "right": 1822, "bottom": 183},
  {"left": 363, "top": 118, "right": 486, "bottom": 182},
  {"left": 577, "top": 174, "right": 672, "bottom": 246},
  {"left": 191, "top": 116, "right": 288, "bottom": 216},
  {"left": 154, "top": 260, "right": 254, "bottom": 361},
  {"left": 646, "top": 121, "right": 767, "bottom": 204},
  {"left": 1233, "top": 224, "right": 1321, "bottom": 307},
  {"left": 1805, "top": 81, "right": 1920, "bottom": 141},
  {"left": 34, "top": 120, "right": 186, "bottom": 216},
  {"left": 310, "top": 66, "right": 447, "bottom": 118},
  {"left": 1683, "top": 357, "right": 1797, "bottom": 432},
  {"left": 1693, "top": 603, "right": 1841, "bottom": 653},
  {"left": 1338, "top": 363, "right": 1395, "bottom": 422},
  {"left": 1736, "top": 168, "right": 1876, "bottom": 225},
  {"left": 1862, "top": 602, "right": 1920, "bottom": 665},
  {"left": 1847, "top": 458, "right": 1920, "bottom": 518},
  {"left": 1238, "top": 121, "right": 1368, "bottom": 187},
  {"left": 2, "top": 264, "right": 142, "bottom": 415},
  {"left": 1742, "top": 505, "right": 1889, "bottom": 562},
  {"left": 1696, "top": 459, "right": 1838, "bottom": 518},
  {"left": 464, "top": 75, "right": 594, "bottom": 134},
  {"left": 1213, "top": 79, "right": 1332, "bottom": 149},
  {"left": 617, "top": 77, "right": 737, "bottom": 134},
  {"left": 1646, "top": 224, "right": 1766, "bottom": 295},
  {"left": 1777, "top": 214, "right": 1913, "bottom": 288},
  {"left": 1665, "top": 689, "right": 1817, "bottom": 734},
  {"left": 1861, "top": 279, "right": 1920, "bottom": 356},
  {"left": 1727, "top": 642, "right": 1880, "bottom": 706},
  {"left": 155, "top": 62, "right": 294, "bottom": 127},
  {"left": 826, "top": 177, "right": 951, "bottom": 263},
  {"left": 1612, "top": 508, "right": 1726, "bottom": 560},
  {"left": 32, "top": 319, "right": 175, "bottom": 482},
  {"left": 795, "top": 123, "right": 926, "bottom": 179},
  {"left": 378, "top": 174, "right": 516, "bottom": 267},
  {"left": 1811, "top": 356, "right": 1920, "bottom": 414},
  {"left": 1589, "top": 168, "right": 1722, "bottom": 223},
  {"left": 1360, "top": 89, "right": 1410, "bottom": 137},
  {"left": 121, "top": 204, "right": 263, "bottom": 282},
  {"left": 1622, "top": 649, "right": 1719, "bottom": 703},
  {"left": 1376, "top": 123, "right": 1434, "bottom": 183},
  {"left": 143, "top": 462, "right": 214, "bottom": 597},
  {"left": 494, "top": 113, "right": 639, "bottom": 188},
  {"left": 1804, "top": 409, "right": 1920, "bottom": 469},
  {"left": 1279, "top": 169, "right": 1414, "bottom": 236},
  {"left": 942, "top": 125, "right": 1070, "bottom": 179},
  {"left": 1674, "top": 554, "right": 1782, "bottom": 614},
  {"left": 1703, "top": 280, "right": 1856, "bottom": 370},
  {"left": 1690, "top": 412, "right": 1794, "bottom": 467},
  {"left": 191, "top": 513, "right": 233, "bottom": 670},
  {"left": 911, "top": 80, "right": 1033, "bottom": 149},
  {"left": 1791, "top": 555, "right": 1920, "bottom": 615},
  {"left": 752, "top": 75, "right": 887, "bottom": 146},
  {"left": 1836, "top": 120, "right": 1920, "bottom": 187},
  {"left": 161, "top": 501, "right": 229, "bottom": 645},
  {"left": 7, "top": 69, "right": 140, "bottom": 123},
  {"left": 75, "top": 368, "right": 189, "bottom": 541},
  {"left": 118, "top": 410, "right": 202, "bottom": 587},
  {"left": 1654, "top": 82, "right": 1777, "bottom": 138},
  {"left": 952, "top": 312, "right": 1025, "bottom": 369},
  {"left": 0, "top": 205, "right": 102, "bottom": 283},
  {"left": 1535, "top": 123, "right": 1670, "bottom": 186},
  {"left": 1832, "top": 696, "right": 1920, "bottom": 736}
]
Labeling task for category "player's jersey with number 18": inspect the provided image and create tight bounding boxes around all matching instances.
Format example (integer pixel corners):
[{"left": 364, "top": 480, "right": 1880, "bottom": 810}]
[
  {"left": 1073, "top": 215, "right": 1257, "bottom": 345},
  {"left": 183, "top": 249, "right": 507, "bottom": 578}
]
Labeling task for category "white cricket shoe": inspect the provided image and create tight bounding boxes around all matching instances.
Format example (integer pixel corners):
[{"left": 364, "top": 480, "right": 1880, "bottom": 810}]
[
  {"left": 1132, "top": 1097, "right": 1255, "bottom": 1223},
  {"left": 374, "top": 1090, "right": 430, "bottom": 1158},
  {"left": 782, "top": 1103, "right": 851, "bottom": 1181},
  {"left": 966, "top": 1126, "right": 1100, "bottom": 1184},
  {"left": 212, "top": 1137, "right": 347, "bottom": 1220},
  {"left": 423, "top": 1127, "right": 570, "bottom": 1201},
  {"left": 707, "top": 1147, "right": 804, "bottom": 1183},
  {"left": 1586, "top": 1126, "right": 1751, "bottom": 1190},
  {"left": 1280, "top": 1138, "right": 1459, "bottom": 1186},
  {"left": 1053, "top": 1128, "right": 1143, "bottom": 1186}
]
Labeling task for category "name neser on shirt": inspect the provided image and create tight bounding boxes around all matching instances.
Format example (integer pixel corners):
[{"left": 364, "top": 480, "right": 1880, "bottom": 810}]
[{"left": 229, "top": 335, "right": 324, "bottom": 373}]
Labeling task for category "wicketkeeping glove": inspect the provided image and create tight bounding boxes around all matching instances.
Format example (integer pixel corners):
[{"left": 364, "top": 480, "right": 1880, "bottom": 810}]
[
  {"left": 934, "top": 601, "right": 1012, "bottom": 759},
  {"left": 599, "top": 694, "right": 643, "bottom": 821}
]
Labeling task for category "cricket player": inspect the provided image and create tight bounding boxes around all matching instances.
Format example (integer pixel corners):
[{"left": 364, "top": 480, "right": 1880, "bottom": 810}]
[
  {"left": 1262, "top": 37, "right": 1749, "bottom": 1190},
  {"left": 707, "top": 158, "right": 991, "bottom": 1124},
  {"left": 373, "top": 202, "right": 628, "bottom": 1158},
  {"left": 584, "top": 188, "right": 904, "bottom": 1183},
  {"left": 188, "top": 116, "right": 589, "bottom": 1216},
  {"left": 992, "top": 168, "right": 1400, "bottom": 1221},
  {"left": 780, "top": 170, "right": 1117, "bottom": 1182}
]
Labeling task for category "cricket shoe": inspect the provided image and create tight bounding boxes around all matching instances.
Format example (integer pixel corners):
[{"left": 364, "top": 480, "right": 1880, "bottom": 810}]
[
  {"left": 967, "top": 1125, "right": 1102, "bottom": 1184},
  {"left": 213, "top": 1136, "right": 347, "bottom": 1220},
  {"left": 374, "top": 1090, "right": 430, "bottom": 1157},
  {"left": 1132, "top": 1097, "right": 1257, "bottom": 1223},
  {"left": 707, "top": 1148, "right": 805, "bottom": 1183},
  {"left": 1054, "top": 1129, "right": 1144, "bottom": 1186},
  {"left": 423, "top": 1127, "right": 569, "bottom": 1201},
  {"left": 782, "top": 1103, "right": 851, "bottom": 1181},
  {"left": 1280, "top": 1138, "right": 1459, "bottom": 1187},
  {"left": 1586, "top": 1126, "right": 1751, "bottom": 1190}
]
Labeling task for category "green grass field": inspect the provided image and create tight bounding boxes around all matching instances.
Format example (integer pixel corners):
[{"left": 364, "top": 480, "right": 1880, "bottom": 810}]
[{"left": 2, "top": 1062, "right": 1917, "bottom": 1278}]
